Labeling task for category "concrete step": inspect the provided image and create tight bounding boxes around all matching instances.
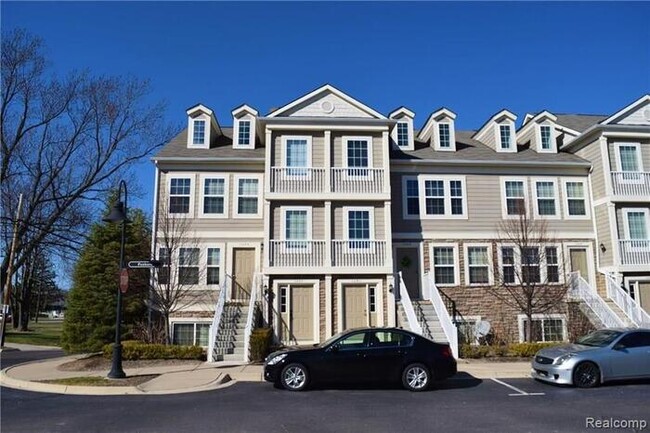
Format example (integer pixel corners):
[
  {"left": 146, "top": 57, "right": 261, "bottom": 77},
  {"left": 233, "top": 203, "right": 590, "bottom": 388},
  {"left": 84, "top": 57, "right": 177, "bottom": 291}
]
[{"left": 604, "top": 299, "right": 635, "bottom": 327}]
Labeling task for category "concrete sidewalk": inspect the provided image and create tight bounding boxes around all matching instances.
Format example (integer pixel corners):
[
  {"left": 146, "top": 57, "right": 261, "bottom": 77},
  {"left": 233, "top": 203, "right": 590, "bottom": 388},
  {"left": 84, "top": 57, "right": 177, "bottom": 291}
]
[{"left": 1, "top": 347, "right": 531, "bottom": 396}]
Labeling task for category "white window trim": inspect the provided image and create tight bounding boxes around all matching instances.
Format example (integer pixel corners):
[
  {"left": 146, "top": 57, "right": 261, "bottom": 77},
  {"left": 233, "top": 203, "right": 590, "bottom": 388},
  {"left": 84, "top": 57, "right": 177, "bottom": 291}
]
[
  {"left": 536, "top": 124, "right": 557, "bottom": 153},
  {"left": 167, "top": 174, "right": 195, "bottom": 218},
  {"left": 463, "top": 243, "right": 493, "bottom": 286},
  {"left": 430, "top": 243, "right": 460, "bottom": 287},
  {"left": 501, "top": 177, "right": 529, "bottom": 219},
  {"left": 402, "top": 175, "right": 420, "bottom": 220},
  {"left": 532, "top": 177, "right": 560, "bottom": 220},
  {"left": 178, "top": 246, "right": 201, "bottom": 286},
  {"left": 205, "top": 245, "right": 225, "bottom": 287},
  {"left": 495, "top": 122, "right": 517, "bottom": 153},
  {"left": 517, "top": 314, "right": 567, "bottom": 343},
  {"left": 434, "top": 121, "right": 456, "bottom": 152},
  {"left": 614, "top": 142, "right": 643, "bottom": 172},
  {"left": 419, "top": 175, "right": 468, "bottom": 219},
  {"left": 396, "top": 121, "right": 411, "bottom": 148},
  {"left": 199, "top": 174, "right": 229, "bottom": 219},
  {"left": 343, "top": 136, "right": 374, "bottom": 179},
  {"left": 281, "top": 135, "right": 313, "bottom": 179},
  {"left": 561, "top": 178, "right": 591, "bottom": 220},
  {"left": 343, "top": 206, "right": 375, "bottom": 252},
  {"left": 390, "top": 117, "right": 414, "bottom": 151},
  {"left": 497, "top": 243, "right": 564, "bottom": 285},
  {"left": 281, "top": 206, "right": 313, "bottom": 253},
  {"left": 623, "top": 208, "right": 650, "bottom": 241},
  {"left": 187, "top": 115, "right": 210, "bottom": 149},
  {"left": 170, "top": 319, "right": 212, "bottom": 347},
  {"left": 233, "top": 174, "right": 263, "bottom": 219},
  {"left": 233, "top": 115, "right": 256, "bottom": 149}
]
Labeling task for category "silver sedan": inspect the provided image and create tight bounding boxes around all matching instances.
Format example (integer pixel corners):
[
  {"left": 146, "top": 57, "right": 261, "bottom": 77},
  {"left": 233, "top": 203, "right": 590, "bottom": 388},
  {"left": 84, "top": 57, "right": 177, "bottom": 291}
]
[{"left": 531, "top": 328, "right": 650, "bottom": 388}]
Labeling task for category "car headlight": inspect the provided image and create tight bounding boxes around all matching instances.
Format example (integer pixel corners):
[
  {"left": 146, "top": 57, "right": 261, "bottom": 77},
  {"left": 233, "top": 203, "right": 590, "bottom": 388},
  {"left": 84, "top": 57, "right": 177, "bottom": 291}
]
[
  {"left": 554, "top": 353, "right": 575, "bottom": 365},
  {"left": 266, "top": 353, "right": 288, "bottom": 366}
]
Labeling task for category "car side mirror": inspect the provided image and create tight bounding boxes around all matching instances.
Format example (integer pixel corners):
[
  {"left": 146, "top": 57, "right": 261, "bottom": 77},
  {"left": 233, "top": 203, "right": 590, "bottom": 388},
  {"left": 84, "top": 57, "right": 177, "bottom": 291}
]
[
  {"left": 613, "top": 343, "right": 626, "bottom": 351},
  {"left": 328, "top": 345, "right": 339, "bottom": 353}
]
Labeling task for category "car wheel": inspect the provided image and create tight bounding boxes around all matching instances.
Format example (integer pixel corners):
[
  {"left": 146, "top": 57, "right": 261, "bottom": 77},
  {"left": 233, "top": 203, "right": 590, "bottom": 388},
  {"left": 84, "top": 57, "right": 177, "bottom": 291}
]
[
  {"left": 280, "top": 363, "right": 309, "bottom": 391},
  {"left": 402, "top": 363, "right": 430, "bottom": 392},
  {"left": 573, "top": 362, "right": 600, "bottom": 388}
]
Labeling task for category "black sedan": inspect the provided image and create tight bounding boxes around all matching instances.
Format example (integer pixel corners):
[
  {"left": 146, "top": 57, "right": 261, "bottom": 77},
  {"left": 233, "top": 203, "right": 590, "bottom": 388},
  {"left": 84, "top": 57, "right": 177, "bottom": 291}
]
[{"left": 264, "top": 327, "right": 457, "bottom": 391}]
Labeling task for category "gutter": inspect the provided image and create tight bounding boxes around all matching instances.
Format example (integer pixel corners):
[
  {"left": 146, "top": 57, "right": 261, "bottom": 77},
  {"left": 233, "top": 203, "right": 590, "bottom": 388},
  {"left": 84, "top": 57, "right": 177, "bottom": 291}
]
[
  {"left": 151, "top": 156, "right": 266, "bottom": 162},
  {"left": 562, "top": 124, "right": 650, "bottom": 152},
  {"left": 390, "top": 158, "right": 591, "bottom": 168}
]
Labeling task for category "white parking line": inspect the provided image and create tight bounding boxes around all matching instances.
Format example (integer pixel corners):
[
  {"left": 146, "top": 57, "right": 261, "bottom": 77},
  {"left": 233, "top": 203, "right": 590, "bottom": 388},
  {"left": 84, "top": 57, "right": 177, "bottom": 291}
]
[{"left": 491, "top": 378, "right": 545, "bottom": 397}]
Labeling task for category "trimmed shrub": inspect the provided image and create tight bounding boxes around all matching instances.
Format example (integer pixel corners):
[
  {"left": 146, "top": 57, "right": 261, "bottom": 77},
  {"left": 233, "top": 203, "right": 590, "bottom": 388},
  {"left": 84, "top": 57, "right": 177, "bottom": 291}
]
[
  {"left": 249, "top": 328, "right": 273, "bottom": 362},
  {"left": 102, "top": 340, "right": 205, "bottom": 361},
  {"left": 460, "top": 342, "right": 561, "bottom": 359},
  {"left": 507, "top": 342, "right": 559, "bottom": 358}
]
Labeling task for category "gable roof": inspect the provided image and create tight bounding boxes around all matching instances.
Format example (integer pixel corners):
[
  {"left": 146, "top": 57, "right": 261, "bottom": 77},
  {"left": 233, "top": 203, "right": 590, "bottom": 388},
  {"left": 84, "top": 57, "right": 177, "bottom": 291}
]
[
  {"left": 266, "top": 84, "right": 386, "bottom": 119},
  {"left": 554, "top": 114, "right": 607, "bottom": 133},
  {"left": 600, "top": 94, "right": 650, "bottom": 125}
]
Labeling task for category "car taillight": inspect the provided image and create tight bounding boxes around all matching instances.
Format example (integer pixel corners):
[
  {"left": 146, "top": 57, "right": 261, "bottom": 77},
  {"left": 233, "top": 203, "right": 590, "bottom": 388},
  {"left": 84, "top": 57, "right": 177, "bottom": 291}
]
[{"left": 441, "top": 346, "right": 452, "bottom": 358}]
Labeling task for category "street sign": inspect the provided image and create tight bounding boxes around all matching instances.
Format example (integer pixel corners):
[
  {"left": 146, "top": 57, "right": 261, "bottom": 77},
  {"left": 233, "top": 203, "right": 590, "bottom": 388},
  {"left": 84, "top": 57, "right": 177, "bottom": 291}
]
[
  {"left": 128, "top": 261, "right": 157, "bottom": 269},
  {"left": 119, "top": 268, "right": 129, "bottom": 293}
]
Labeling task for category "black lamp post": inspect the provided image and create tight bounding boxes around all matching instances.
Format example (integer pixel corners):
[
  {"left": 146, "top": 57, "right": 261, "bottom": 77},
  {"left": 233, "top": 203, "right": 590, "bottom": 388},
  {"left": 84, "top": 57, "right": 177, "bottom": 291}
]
[{"left": 103, "top": 180, "right": 128, "bottom": 379}]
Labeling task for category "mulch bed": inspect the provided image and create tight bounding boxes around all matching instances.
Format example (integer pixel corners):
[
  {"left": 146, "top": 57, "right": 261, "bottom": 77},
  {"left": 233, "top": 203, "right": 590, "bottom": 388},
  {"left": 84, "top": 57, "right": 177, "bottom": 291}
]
[
  {"left": 58, "top": 354, "right": 201, "bottom": 372},
  {"left": 40, "top": 374, "right": 159, "bottom": 387}
]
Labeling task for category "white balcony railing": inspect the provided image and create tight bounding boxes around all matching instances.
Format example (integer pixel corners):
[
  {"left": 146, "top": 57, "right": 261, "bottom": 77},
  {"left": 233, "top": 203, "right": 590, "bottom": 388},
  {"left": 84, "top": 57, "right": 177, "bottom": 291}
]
[
  {"left": 618, "top": 240, "right": 650, "bottom": 266},
  {"left": 611, "top": 171, "right": 650, "bottom": 197},
  {"left": 270, "top": 167, "right": 326, "bottom": 194},
  {"left": 567, "top": 272, "right": 625, "bottom": 328},
  {"left": 331, "top": 168, "right": 385, "bottom": 194},
  {"left": 605, "top": 273, "right": 650, "bottom": 328},
  {"left": 332, "top": 240, "right": 387, "bottom": 268},
  {"left": 269, "top": 240, "right": 326, "bottom": 268},
  {"left": 243, "top": 272, "right": 261, "bottom": 362},
  {"left": 397, "top": 272, "right": 422, "bottom": 335}
]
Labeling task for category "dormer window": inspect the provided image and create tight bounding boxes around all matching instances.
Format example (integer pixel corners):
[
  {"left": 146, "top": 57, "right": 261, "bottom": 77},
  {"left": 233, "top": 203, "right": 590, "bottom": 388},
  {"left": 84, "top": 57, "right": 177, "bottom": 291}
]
[
  {"left": 232, "top": 104, "right": 258, "bottom": 150},
  {"left": 193, "top": 120, "right": 206, "bottom": 145},
  {"left": 238, "top": 120, "right": 251, "bottom": 146},
  {"left": 397, "top": 122, "right": 409, "bottom": 147},
  {"left": 438, "top": 124, "right": 451, "bottom": 149},
  {"left": 540, "top": 126, "right": 552, "bottom": 150},
  {"left": 499, "top": 124, "right": 513, "bottom": 150},
  {"left": 419, "top": 108, "right": 457, "bottom": 152}
]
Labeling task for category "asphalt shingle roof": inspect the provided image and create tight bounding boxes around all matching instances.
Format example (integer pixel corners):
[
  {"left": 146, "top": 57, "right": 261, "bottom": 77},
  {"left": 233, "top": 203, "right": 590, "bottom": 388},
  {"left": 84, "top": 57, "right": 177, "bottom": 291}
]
[
  {"left": 154, "top": 128, "right": 265, "bottom": 159},
  {"left": 554, "top": 114, "right": 607, "bottom": 133}
]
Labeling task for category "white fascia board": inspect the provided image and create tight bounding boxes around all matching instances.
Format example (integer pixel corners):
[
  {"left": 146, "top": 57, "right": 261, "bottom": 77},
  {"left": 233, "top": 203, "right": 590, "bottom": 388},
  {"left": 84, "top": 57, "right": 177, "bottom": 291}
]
[
  {"left": 390, "top": 158, "right": 591, "bottom": 168},
  {"left": 186, "top": 104, "right": 213, "bottom": 116},
  {"left": 473, "top": 109, "right": 517, "bottom": 140},
  {"left": 418, "top": 108, "right": 457, "bottom": 140},
  {"left": 389, "top": 107, "right": 415, "bottom": 119},
  {"left": 518, "top": 110, "right": 558, "bottom": 134},
  {"left": 267, "top": 84, "right": 387, "bottom": 119},
  {"left": 601, "top": 94, "right": 650, "bottom": 125},
  {"left": 232, "top": 104, "right": 259, "bottom": 117}
]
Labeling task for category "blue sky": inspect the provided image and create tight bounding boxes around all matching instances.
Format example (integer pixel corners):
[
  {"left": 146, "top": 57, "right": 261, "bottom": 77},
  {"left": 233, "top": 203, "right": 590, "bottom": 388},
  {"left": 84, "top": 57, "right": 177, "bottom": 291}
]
[{"left": 3, "top": 1, "right": 650, "bottom": 216}]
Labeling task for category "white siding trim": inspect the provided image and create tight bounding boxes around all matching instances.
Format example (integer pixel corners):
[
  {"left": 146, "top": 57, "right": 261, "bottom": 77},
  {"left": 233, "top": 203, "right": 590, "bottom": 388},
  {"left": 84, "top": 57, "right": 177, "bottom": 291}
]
[
  {"left": 463, "top": 243, "right": 494, "bottom": 286},
  {"left": 429, "top": 242, "right": 460, "bottom": 287},
  {"left": 500, "top": 176, "right": 529, "bottom": 219},
  {"left": 198, "top": 174, "right": 229, "bottom": 219},
  {"left": 614, "top": 142, "right": 643, "bottom": 171},
  {"left": 342, "top": 206, "right": 375, "bottom": 240},
  {"left": 531, "top": 177, "right": 560, "bottom": 220},
  {"left": 233, "top": 174, "right": 263, "bottom": 219},
  {"left": 167, "top": 173, "right": 196, "bottom": 218},
  {"left": 561, "top": 178, "right": 591, "bottom": 220},
  {"left": 281, "top": 135, "right": 313, "bottom": 169},
  {"left": 280, "top": 206, "right": 313, "bottom": 241}
]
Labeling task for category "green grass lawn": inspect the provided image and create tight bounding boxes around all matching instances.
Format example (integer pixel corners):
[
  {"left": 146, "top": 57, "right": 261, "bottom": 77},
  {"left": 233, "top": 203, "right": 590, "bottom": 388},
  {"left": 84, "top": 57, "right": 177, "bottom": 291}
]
[{"left": 4, "top": 319, "right": 63, "bottom": 347}]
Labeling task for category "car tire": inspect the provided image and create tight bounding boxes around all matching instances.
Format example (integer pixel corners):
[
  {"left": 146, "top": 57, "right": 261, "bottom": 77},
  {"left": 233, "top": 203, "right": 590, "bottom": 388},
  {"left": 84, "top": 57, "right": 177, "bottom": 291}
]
[
  {"left": 572, "top": 361, "right": 601, "bottom": 388},
  {"left": 402, "top": 363, "right": 430, "bottom": 392},
  {"left": 280, "top": 363, "right": 309, "bottom": 391}
]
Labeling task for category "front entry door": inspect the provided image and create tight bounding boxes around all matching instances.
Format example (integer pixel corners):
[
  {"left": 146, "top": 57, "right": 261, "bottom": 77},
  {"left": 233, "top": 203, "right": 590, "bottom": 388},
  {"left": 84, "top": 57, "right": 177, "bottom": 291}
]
[
  {"left": 396, "top": 247, "right": 420, "bottom": 299},
  {"left": 632, "top": 281, "right": 650, "bottom": 311},
  {"left": 232, "top": 248, "right": 255, "bottom": 300},
  {"left": 569, "top": 248, "right": 589, "bottom": 279},
  {"left": 343, "top": 285, "right": 367, "bottom": 330},
  {"left": 291, "top": 285, "right": 314, "bottom": 342}
]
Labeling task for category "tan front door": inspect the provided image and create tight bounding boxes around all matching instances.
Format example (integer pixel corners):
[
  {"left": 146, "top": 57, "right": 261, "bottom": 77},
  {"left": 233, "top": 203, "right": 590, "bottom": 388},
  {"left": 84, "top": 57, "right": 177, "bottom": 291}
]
[
  {"left": 634, "top": 281, "right": 650, "bottom": 310},
  {"left": 396, "top": 247, "right": 420, "bottom": 299},
  {"left": 344, "top": 285, "right": 367, "bottom": 330},
  {"left": 291, "top": 285, "right": 314, "bottom": 342},
  {"left": 569, "top": 248, "right": 589, "bottom": 279},
  {"left": 232, "top": 248, "right": 255, "bottom": 300}
]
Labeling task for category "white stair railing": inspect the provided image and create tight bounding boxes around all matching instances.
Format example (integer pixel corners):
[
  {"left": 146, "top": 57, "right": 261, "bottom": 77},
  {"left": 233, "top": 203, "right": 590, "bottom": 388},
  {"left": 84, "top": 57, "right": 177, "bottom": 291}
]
[
  {"left": 243, "top": 272, "right": 261, "bottom": 362},
  {"left": 606, "top": 273, "right": 650, "bottom": 328},
  {"left": 397, "top": 272, "right": 422, "bottom": 335},
  {"left": 567, "top": 272, "right": 625, "bottom": 328},
  {"left": 425, "top": 274, "right": 458, "bottom": 359},
  {"left": 208, "top": 275, "right": 229, "bottom": 363}
]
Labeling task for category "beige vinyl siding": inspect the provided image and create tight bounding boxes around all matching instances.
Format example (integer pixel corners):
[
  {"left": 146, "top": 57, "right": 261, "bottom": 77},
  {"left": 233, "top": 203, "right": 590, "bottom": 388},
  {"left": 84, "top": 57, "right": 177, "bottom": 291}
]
[
  {"left": 286, "top": 94, "right": 374, "bottom": 118},
  {"left": 607, "top": 138, "right": 650, "bottom": 171},
  {"left": 271, "top": 203, "right": 325, "bottom": 239},
  {"left": 332, "top": 132, "right": 384, "bottom": 168},
  {"left": 594, "top": 204, "right": 613, "bottom": 267},
  {"left": 390, "top": 172, "right": 594, "bottom": 235},
  {"left": 616, "top": 104, "right": 650, "bottom": 125},
  {"left": 616, "top": 205, "right": 650, "bottom": 239},
  {"left": 575, "top": 138, "right": 605, "bottom": 200},
  {"left": 480, "top": 125, "right": 497, "bottom": 151},
  {"left": 271, "top": 131, "right": 325, "bottom": 168},
  {"left": 332, "top": 202, "right": 386, "bottom": 240},
  {"left": 159, "top": 171, "right": 264, "bottom": 232}
]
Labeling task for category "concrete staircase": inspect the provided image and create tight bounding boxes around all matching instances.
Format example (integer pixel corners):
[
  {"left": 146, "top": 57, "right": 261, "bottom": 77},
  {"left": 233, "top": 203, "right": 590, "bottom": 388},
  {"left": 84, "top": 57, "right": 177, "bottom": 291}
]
[
  {"left": 604, "top": 299, "right": 635, "bottom": 327},
  {"left": 212, "top": 302, "right": 248, "bottom": 362},
  {"left": 398, "top": 301, "right": 449, "bottom": 344}
]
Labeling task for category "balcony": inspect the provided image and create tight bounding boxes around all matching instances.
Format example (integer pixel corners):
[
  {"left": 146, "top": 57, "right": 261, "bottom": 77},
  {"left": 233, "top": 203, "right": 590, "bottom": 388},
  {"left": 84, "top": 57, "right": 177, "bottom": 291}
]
[
  {"left": 267, "top": 239, "right": 389, "bottom": 273},
  {"left": 268, "top": 167, "right": 386, "bottom": 198},
  {"left": 611, "top": 171, "right": 650, "bottom": 198},
  {"left": 618, "top": 240, "right": 650, "bottom": 266}
]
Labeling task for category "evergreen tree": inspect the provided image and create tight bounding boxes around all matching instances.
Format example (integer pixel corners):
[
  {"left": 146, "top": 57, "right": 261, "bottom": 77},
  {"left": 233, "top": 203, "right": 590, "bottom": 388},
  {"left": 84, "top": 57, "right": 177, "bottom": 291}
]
[{"left": 61, "top": 204, "right": 151, "bottom": 353}]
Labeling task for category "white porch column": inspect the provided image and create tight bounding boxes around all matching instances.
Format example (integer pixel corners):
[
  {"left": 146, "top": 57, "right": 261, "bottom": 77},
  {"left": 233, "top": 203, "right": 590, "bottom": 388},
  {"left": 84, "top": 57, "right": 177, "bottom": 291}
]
[
  {"left": 265, "top": 127, "right": 272, "bottom": 194},
  {"left": 324, "top": 130, "right": 332, "bottom": 193},
  {"left": 325, "top": 201, "right": 332, "bottom": 267},
  {"left": 325, "top": 275, "right": 333, "bottom": 338},
  {"left": 381, "top": 130, "right": 390, "bottom": 194},
  {"left": 386, "top": 274, "right": 396, "bottom": 327}
]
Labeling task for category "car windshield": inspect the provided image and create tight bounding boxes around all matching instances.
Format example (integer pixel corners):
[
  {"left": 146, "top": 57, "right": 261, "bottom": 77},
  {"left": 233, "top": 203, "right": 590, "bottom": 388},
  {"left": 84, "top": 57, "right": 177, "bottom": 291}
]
[
  {"left": 319, "top": 330, "right": 350, "bottom": 348},
  {"left": 576, "top": 330, "right": 623, "bottom": 347}
]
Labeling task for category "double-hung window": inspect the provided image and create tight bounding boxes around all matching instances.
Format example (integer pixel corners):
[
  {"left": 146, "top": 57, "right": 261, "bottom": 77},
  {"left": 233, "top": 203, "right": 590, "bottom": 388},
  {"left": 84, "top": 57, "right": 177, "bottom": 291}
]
[
  {"left": 467, "top": 246, "right": 490, "bottom": 285},
  {"left": 624, "top": 209, "right": 649, "bottom": 253},
  {"left": 285, "top": 137, "right": 310, "bottom": 177},
  {"left": 499, "top": 124, "right": 512, "bottom": 150},
  {"left": 157, "top": 248, "right": 170, "bottom": 285},
  {"left": 178, "top": 248, "right": 199, "bottom": 285},
  {"left": 521, "top": 247, "right": 541, "bottom": 284},
  {"left": 616, "top": 143, "right": 643, "bottom": 183},
  {"left": 545, "top": 247, "right": 559, "bottom": 283},
  {"left": 173, "top": 323, "right": 210, "bottom": 346},
  {"left": 504, "top": 179, "right": 526, "bottom": 217},
  {"left": 519, "top": 315, "right": 565, "bottom": 342},
  {"left": 192, "top": 120, "right": 205, "bottom": 145},
  {"left": 404, "top": 177, "right": 420, "bottom": 217},
  {"left": 235, "top": 177, "right": 260, "bottom": 217},
  {"left": 346, "top": 138, "right": 371, "bottom": 177},
  {"left": 421, "top": 176, "right": 466, "bottom": 218},
  {"left": 238, "top": 120, "right": 251, "bottom": 146},
  {"left": 206, "top": 248, "right": 221, "bottom": 285},
  {"left": 438, "top": 124, "right": 451, "bottom": 149},
  {"left": 284, "top": 208, "right": 310, "bottom": 250},
  {"left": 540, "top": 125, "right": 553, "bottom": 151},
  {"left": 501, "top": 247, "right": 515, "bottom": 284},
  {"left": 202, "top": 177, "right": 226, "bottom": 216},
  {"left": 432, "top": 246, "right": 457, "bottom": 286},
  {"left": 347, "top": 208, "right": 372, "bottom": 249},
  {"left": 397, "top": 122, "right": 409, "bottom": 147},
  {"left": 169, "top": 178, "right": 192, "bottom": 214},
  {"left": 534, "top": 180, "right": 557, "bottom": 217},
  {"left": 424, "top": 180, "right": 445, "bottom": 215},
  {"left": 564, "top": 180, "right": 588, "bottom": 218}
]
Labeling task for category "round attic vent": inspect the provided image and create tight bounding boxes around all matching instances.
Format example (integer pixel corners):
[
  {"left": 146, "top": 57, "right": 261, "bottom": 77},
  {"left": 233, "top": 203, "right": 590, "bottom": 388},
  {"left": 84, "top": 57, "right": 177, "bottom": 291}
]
[
  {"left": 321, "top": 100, "right": 335, "bottom": 114},
  {"left": 643, "top": 107, "right": 650, "bottom": 121}
]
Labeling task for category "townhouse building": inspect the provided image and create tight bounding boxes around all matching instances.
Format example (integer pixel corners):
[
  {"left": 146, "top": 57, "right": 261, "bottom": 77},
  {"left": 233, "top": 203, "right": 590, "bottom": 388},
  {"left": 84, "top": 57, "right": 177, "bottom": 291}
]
[{"left": 151, "top": 86, "right": 650, "bottom": 361}]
